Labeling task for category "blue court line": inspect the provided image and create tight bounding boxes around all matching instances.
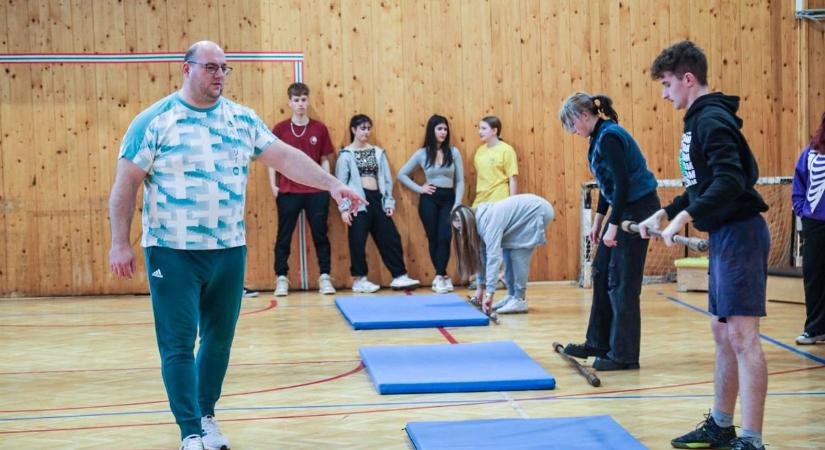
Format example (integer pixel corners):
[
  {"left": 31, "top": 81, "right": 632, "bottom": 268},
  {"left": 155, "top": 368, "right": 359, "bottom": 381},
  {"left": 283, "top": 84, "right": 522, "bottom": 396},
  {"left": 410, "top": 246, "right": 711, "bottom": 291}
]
[
  {"left": 663, "top": 295, "right": 825, "bottom": 365},
  {"left": 4, "top": 391, "right": 824, "bottom": 423}
]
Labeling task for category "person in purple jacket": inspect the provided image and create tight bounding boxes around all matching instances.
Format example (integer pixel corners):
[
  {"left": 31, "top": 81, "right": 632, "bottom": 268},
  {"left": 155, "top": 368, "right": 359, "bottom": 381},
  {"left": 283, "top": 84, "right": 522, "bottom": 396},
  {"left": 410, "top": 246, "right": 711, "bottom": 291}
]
[{"left": 792, "top": 111, "right": 825, "bottom": 345}]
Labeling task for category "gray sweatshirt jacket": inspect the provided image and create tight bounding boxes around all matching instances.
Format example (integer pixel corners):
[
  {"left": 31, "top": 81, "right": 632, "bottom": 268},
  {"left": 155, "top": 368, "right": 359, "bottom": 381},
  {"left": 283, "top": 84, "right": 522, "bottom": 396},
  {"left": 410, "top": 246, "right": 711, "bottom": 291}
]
[
  {"left": 335, "top": 146, "right": 396, "bottom": 213},
  {"left": 476, "top": 194, "right": 555, "bottom": 294}
]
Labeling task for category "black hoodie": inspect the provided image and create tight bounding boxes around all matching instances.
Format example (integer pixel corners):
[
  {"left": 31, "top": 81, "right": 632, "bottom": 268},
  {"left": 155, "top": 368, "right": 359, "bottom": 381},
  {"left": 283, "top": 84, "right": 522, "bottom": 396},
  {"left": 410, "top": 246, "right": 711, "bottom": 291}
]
[{"left": 663, "top": 92, "right": 769, "bottom": 232}]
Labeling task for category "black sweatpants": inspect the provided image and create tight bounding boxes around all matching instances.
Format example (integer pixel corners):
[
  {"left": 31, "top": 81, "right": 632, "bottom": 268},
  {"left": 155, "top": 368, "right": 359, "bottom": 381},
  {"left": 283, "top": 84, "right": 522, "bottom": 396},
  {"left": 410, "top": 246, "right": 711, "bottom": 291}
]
[
  {"left": 585, "top": 192, "right": 660, "bottom": 365},
  {"left": 802, "top": 217, "right": 825, "bottom": 335},
  {"left": 418, "top": 187, "right": 455, "bottom": 276},
  {"left": 273, "top": 192, "right": 331, "bottom": 276},
  {"left": 348, "top": 189, "right": 407, "bottom": 278}
]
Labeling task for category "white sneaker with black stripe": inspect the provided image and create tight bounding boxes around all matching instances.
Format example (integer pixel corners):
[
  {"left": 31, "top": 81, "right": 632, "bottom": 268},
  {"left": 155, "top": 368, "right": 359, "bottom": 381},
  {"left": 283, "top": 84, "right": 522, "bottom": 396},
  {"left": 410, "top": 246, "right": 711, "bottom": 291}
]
[
  {"left": 180, "top": 435, "right": 204, "bottom": 450},
  {"left": 201, "top": 415, "right": 230, "bottom": 450}
]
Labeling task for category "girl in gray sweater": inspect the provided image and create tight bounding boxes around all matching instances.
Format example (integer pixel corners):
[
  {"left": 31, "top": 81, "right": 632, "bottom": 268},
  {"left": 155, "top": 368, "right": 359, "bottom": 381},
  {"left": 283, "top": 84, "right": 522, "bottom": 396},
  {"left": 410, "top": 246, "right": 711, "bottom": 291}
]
[
  {"left": 398, "top": 115, "right": 465, "bottom": 294},
  {"left": 452, "top": 194, "right": 554, "bottom": 314}
]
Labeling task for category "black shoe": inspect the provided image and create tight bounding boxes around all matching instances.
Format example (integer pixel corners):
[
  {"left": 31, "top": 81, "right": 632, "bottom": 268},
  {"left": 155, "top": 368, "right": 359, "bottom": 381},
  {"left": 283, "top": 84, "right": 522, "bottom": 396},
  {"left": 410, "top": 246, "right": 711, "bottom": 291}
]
[
  {"left": 671, "top": 411, "right": 737, "bottom": 449},
  {"left": 592, "top": 357, "right": 640, "bottom": 371},
  {"left": 243, "top": 287, "right": 259, "bottom": 298},
  {"left": 730, "top": 437, "right": 764, "bottom": 450},
  {"left": 563, "top": 342, "right": 608, "bottom": 359}
]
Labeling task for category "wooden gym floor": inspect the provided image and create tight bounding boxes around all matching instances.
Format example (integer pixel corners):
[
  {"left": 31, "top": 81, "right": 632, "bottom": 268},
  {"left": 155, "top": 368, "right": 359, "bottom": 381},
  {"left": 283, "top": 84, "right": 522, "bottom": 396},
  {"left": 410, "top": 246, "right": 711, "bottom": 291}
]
[{"left": 1, "top": 283, "right": 823, "bottom": 449}]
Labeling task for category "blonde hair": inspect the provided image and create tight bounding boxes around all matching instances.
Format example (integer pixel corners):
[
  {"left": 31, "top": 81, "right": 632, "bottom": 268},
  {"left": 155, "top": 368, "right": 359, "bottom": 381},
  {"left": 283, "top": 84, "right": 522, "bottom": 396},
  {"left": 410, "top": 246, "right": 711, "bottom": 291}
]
[
  {"left": 451, "top": 205, "right": 482, "bottom": 282},
  {"left": 558, "top": 92, "right": 619, "bottom": 133}
]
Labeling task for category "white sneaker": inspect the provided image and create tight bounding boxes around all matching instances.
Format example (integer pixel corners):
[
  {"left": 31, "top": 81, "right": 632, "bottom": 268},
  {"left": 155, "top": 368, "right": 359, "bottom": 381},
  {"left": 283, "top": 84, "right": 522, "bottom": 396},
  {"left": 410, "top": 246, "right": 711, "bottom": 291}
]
[
  {"left": 443, "top": 277, "right": 454, "bottom": 292},
  {"left": 201, "top": 415, "right": 230, "bottom": 450},
  {"left": 352, "top": 277, "right": 380, "bottom": 293},
  {"left": 274, "top": 275, "right": 289, "bottom": 297},
  {"left": 318, "top": 274, "right": 336, "bottom": 295},
  {"left": 491, "top": 295, "right": 513, "bottom": 310},
  {"left": 796, "top": 331, "right": 825, "bottom": 345},
  {"left": 497, "top": 297, "right": 528, "bottom": 314},
  {"left": 390, "top": 274, "right": 420, "bottom": 290},
  {"left": 180, "top": 434, "right": 205, "bottom": 450},
  {"left": 431, "top": 277, "right": 450, "bottom": 294}
]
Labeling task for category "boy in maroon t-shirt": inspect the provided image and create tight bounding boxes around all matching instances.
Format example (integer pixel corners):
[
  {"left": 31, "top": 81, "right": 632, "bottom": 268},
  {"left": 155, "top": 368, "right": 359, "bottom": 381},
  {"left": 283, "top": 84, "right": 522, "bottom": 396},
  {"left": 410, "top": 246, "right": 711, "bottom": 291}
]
[{"left": 269, "top": 83, "right": 336, "bottom": 296}]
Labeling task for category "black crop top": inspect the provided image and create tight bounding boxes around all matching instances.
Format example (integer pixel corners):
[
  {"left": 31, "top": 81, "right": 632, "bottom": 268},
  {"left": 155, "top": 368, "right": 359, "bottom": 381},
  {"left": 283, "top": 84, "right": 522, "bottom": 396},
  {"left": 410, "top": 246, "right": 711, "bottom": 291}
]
[{"left": 354, "top": 148, "right": 379, "bottom": 177}]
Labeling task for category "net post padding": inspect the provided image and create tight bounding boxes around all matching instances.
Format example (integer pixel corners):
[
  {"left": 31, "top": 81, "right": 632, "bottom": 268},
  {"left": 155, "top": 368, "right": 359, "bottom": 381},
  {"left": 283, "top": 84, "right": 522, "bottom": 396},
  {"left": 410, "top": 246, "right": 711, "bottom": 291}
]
[{"left": 578, "top": 177, "right": 795, "bottom": 288}]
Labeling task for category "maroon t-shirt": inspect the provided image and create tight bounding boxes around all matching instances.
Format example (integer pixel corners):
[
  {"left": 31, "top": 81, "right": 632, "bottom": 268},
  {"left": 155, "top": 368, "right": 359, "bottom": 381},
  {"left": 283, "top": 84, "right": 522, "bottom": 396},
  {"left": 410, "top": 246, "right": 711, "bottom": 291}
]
[{"left": 271, "top": 118, "right": 335, "bottom": 194}]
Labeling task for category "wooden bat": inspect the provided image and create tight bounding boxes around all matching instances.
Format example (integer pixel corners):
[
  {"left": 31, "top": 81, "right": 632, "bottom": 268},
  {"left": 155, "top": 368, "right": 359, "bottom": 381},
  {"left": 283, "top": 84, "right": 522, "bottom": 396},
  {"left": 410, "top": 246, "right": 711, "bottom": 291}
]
[
  {"left": 552, "top": 342, "right": 601, "bottom": 387},
  {"left": 621, "top": 220, "right": 709, "bottom": 252}
]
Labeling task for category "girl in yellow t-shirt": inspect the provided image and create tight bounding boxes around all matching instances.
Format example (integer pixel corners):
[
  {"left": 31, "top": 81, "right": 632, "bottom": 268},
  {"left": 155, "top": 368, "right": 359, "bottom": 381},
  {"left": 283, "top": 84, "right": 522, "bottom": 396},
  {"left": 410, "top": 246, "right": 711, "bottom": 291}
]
[{"left": 472, "top": 116, "right": 518, "bottom": 207}]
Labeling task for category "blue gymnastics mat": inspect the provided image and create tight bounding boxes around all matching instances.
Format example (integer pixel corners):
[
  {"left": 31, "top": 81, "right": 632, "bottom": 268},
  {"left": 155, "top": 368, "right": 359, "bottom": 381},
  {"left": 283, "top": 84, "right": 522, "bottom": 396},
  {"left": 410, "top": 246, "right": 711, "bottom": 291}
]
[
  {"left": 359, "top": 341, "right": 556, "bottom": 394},
  {"left": 335, "top": 293, "right": 489, "bottom": 330},
  {"left": 406, "top": 416, "right": 647, "bottom": 450}
]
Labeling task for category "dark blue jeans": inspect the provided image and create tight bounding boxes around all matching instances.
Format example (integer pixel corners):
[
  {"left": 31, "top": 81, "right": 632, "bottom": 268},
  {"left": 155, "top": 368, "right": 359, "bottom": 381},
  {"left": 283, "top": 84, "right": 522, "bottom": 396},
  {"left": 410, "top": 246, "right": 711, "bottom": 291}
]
[{"left": 585, "top": 192, "right": 660, "bottom": 364}]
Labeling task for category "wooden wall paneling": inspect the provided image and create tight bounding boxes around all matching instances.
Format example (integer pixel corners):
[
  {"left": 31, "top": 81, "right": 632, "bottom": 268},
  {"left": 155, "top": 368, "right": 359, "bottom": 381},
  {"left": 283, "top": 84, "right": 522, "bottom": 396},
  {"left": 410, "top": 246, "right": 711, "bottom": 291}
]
[
  {"left": 665, "top": 0, "right": 690, "bottom": 179},
  {"left": 518, "top": 0, "right": 547, "bottom": 278},
  {"left": 777, "top": 0, "right": 801, "bottom": 172},
  {"left": 564, "top": 0, "right": 592, "bottom": 280},
  {"left": 539, "top": 0, "right": 572, "bottom": 281},
  {"left": 0, "top": 0, "right": 10, "bottom": 295},
  {"left": 70, "top": 0, "right": 102, "bottom": 293},
  {"left": 93, "top": 0, "right": 139, "bottom": 294},
  {"left": 308, "top": 0, "right": 349, "bottom": 288},
  {"left": 739, "top": 1, "right": 768, "bottom": 174},
  {"left": 807, "top": 5, "right": 825, "bottom": 134},
  {"left": 28, "top": 0, "right": 60, "bottom": 294},
  {"left": 458, "top": 0, "right": 487, "bottom": 205},
  {"left": 434, "top": 0, "right": 466, "bottom": 167},
  {"left": 248, "top": 0, "right": 279, "bottom": 291},
  {"left": 338, "top": 0, "right": 380, "bottom": 285},
  {"left": 650, "top": 0, "right": 674, "bottom": 180},
  {"left": 49, "top": 0, "right": 85, "bottom": 294},
  {"left": 397, "top": 0, "right": 432, "bottom": 282},
  {"left": 372, "top": 0, "right": 409, "bottom": 285},
  {"left": 761, "top": 0, "right": 781, "bottom": 175},
  {"left": 0, "top": 0, "right": 818, "bottom": 294}
]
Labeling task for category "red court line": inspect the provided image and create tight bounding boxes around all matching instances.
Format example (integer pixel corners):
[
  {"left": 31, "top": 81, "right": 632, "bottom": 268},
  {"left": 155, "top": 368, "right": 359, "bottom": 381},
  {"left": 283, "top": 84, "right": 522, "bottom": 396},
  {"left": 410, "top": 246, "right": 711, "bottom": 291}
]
[
  {"left": 0, "top": 358, "right": 360, "bottom": 376},
  {"left": 0, "top": 300, "right": 277, "bottom": 328},
  {"left": 0, "top": 363, "right": 364, "bottom": 414},
  {"left": 2, "top": 364, "right": 822, "bottom": 435},
  {"left": 438, "top": 327, "right": 459, "bottom": 344}
]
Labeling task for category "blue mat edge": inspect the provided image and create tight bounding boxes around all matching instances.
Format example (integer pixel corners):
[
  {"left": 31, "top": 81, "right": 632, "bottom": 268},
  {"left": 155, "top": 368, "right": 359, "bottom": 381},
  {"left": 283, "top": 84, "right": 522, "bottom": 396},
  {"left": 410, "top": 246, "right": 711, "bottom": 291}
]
[
  {"left": 334, "top": 295, "right": 489, "bottom": 329},
  {"left": 405, "top": 416, "right": 645, "bottom": 450},
  {"left": 359, "top": 342, "right": 556, "bottom": 394}
]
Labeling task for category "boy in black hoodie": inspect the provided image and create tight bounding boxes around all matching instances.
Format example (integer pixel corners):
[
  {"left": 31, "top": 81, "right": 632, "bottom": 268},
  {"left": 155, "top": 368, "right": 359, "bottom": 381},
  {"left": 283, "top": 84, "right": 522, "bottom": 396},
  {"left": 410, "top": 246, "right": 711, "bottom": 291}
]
[{"left": 639, "top": 41, "right": 769, "bottom": 450}]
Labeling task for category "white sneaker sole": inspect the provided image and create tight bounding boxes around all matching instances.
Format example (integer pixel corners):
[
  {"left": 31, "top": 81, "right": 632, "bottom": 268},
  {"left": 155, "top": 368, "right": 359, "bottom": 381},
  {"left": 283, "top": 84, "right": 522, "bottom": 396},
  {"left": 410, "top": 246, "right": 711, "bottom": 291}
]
[
  {"left": 274, "top": 290, "right": 288, "bottom": 297},
  {"left": 319, "top": 288, "right": 337, "bottom": 295}
]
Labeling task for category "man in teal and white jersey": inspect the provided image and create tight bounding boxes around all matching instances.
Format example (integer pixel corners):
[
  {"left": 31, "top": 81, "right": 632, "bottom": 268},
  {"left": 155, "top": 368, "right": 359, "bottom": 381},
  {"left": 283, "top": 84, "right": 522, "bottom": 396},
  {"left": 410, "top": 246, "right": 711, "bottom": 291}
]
[{"left": 107, "top": 41, "right": 364, "bottom": 450}]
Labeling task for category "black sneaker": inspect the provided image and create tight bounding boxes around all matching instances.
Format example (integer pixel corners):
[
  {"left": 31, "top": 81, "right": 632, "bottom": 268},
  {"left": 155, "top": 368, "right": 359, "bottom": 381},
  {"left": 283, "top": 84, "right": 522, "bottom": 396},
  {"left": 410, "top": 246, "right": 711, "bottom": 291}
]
[
  {"left": 592, "top": 357, "right": 640, "bottom": 371},
  {"left": 671, "top": 411, "right": 736, "bottom": 449},
  {"left": 729, "top": 437, "right": 764, "bottom": 450},
  {"left": 242, "top": 287, "right": 259, "bottom": 298},
  {"left": 563, "top": 342, "right": 608, "bottom": 359}
]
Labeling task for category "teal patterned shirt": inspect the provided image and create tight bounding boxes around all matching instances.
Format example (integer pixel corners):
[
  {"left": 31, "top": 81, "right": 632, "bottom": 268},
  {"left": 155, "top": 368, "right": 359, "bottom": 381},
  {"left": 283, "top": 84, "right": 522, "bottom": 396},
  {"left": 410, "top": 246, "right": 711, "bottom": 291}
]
[{"left": 119, "top": 93, "right": 277, "bottom": 250}]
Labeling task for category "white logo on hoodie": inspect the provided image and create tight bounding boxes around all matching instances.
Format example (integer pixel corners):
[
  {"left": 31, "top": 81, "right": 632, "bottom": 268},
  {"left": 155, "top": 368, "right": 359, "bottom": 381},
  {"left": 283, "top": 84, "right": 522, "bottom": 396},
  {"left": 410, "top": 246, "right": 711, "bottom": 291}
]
[{"left": 679, "top": 131, "right": 697, "bottom": 187}]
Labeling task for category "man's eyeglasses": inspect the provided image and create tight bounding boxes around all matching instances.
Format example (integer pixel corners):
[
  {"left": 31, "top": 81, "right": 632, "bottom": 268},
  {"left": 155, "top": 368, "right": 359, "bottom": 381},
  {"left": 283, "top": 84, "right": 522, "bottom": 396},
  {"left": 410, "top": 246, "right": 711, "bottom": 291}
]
[{"left": 186, "top": 61, "right": 233, "bottom": 76}]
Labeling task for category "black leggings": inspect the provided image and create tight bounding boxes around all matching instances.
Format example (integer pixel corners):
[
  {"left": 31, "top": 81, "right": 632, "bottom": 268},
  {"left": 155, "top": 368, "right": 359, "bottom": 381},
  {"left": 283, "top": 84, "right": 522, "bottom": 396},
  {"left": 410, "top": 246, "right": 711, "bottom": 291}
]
[{"left": 418, "top": 187, "right": 455, "bottom": 276}]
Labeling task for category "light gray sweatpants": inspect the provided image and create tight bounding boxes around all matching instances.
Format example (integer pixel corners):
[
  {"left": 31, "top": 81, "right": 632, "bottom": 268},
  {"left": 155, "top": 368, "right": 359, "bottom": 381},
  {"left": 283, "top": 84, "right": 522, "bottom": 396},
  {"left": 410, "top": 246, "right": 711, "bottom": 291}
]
[{"left": 503, "top": 247, "right": 535, "bottom": 300}]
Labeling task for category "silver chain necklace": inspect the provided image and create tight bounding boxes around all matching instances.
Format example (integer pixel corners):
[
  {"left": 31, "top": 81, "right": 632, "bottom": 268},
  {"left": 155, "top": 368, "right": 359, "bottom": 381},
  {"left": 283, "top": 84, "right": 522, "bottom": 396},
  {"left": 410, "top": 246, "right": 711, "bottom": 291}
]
[{"left": 290, "top": 119, "right": 308, "bottom": 138}]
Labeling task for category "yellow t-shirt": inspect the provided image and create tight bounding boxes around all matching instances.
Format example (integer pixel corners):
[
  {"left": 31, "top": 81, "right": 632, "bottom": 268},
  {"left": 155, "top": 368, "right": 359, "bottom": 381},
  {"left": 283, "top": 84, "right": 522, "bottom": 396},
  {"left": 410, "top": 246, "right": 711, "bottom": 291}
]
[{"left": 472, "top": 141, "right": 518, "bottom": 207}]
